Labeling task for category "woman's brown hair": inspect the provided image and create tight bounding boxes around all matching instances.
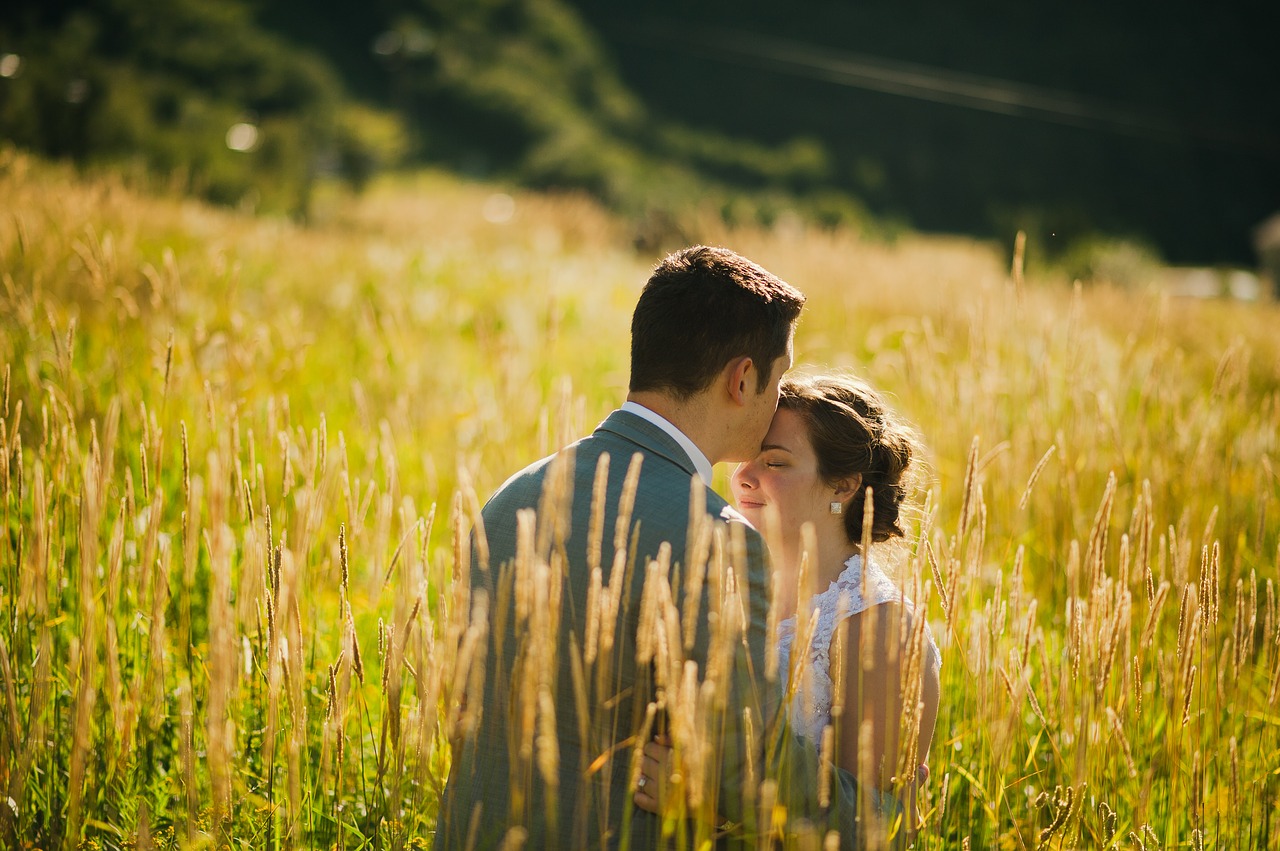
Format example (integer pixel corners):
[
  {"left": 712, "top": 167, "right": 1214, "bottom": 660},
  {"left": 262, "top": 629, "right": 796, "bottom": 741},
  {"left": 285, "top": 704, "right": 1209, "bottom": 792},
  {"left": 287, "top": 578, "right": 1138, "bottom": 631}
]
[{"left": 778, "top": 373, "right": 922, "bottom": 544}]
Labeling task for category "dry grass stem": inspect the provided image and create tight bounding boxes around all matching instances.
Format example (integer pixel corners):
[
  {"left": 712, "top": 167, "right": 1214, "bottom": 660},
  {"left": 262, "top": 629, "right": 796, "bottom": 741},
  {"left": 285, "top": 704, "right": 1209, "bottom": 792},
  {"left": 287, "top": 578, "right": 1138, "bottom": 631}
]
[{"left": 2, "top": 154, "right": 1277, "bottom": 848}]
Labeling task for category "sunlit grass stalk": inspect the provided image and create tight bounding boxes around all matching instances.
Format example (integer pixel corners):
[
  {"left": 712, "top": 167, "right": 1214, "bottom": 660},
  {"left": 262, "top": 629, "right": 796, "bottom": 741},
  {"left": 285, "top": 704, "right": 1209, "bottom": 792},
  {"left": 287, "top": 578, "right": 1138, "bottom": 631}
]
[{"left": 3, "top": 153, "right": 1279, "bottom": 848}]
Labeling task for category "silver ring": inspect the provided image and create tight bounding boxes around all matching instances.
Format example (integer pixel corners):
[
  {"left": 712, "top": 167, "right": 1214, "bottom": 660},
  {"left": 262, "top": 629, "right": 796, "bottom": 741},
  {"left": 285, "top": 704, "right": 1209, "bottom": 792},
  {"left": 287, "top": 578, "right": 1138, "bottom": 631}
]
[{"left": 637, "top": 776, "right": 646, "bottom": 790}]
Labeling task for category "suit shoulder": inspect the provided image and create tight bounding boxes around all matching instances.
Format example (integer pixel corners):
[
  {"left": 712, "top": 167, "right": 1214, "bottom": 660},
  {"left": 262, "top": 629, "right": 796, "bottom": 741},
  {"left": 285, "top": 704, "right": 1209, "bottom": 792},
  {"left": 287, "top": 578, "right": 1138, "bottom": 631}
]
[
  {"left": 484, "top": 453, "right": 556, "bottom": 512},
  {"left": 483, "top": 431, "right": 602, "bottom": 512}
]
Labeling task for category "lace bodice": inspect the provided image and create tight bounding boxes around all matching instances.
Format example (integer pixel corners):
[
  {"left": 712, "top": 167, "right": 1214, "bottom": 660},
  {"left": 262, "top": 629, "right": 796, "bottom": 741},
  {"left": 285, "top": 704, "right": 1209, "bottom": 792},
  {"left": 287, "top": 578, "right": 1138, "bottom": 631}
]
[{"left": 776, "top": 554, "right": 941, "bottom": 744}]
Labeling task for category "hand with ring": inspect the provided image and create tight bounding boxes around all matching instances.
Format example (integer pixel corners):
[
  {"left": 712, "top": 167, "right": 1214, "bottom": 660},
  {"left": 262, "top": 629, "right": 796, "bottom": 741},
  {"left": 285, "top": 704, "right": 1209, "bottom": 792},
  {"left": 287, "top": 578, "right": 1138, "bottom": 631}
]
[{"left": 633, "top": 734, "right": 674, "bottom": 814}]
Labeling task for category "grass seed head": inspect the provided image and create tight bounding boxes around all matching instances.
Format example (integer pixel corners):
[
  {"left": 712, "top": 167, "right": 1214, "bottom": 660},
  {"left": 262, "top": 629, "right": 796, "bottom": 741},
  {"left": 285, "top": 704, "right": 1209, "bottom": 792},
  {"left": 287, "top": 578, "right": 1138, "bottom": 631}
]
[{"left": 339, "top": 523, "right": 349, "bottom": 598}]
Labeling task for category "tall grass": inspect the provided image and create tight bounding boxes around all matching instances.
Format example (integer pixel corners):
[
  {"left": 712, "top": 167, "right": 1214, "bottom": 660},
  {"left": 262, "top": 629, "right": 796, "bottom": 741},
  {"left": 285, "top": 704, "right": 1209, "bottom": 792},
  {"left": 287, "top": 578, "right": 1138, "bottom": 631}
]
[{"left": 1, "top": 146, "right": 1278, "bottom": 848}]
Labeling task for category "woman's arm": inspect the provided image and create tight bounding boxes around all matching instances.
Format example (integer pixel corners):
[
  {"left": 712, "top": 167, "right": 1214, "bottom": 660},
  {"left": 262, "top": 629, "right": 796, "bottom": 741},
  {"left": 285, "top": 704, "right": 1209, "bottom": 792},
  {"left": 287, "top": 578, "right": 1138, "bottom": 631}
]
[
  {"left": 837, "top": 603, "right": 940, "bottom": 826},
  {"left": 908, "top": 638, "right": 941, "bottom": 825},
  {"left": 837, "top": 604, "right": 903, "bottom": 789}
]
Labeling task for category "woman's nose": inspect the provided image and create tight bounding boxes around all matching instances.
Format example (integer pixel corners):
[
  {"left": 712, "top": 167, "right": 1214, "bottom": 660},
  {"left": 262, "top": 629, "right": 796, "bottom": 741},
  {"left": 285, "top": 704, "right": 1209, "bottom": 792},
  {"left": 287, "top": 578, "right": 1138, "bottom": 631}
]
[{"left": 732, "top": 463, "right": 755, "bottom": 489}]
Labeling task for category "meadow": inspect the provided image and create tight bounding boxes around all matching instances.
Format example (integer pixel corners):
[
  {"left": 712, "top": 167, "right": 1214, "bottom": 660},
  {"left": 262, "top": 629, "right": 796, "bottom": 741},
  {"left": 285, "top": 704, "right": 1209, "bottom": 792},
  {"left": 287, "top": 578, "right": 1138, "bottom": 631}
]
[{"left": 1, "top": 146, "right": 1278, "bottom": 849}]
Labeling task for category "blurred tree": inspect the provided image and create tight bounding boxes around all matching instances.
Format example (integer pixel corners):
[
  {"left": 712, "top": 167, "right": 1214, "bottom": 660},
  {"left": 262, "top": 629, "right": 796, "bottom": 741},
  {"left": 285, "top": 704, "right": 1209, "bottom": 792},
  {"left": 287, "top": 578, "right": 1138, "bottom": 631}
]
[
  {"left": 0, "top": 0, "right": 403, "bottom": 216},
  {"left": 274, "top": 0, "right": 858, "bottom": 233}
]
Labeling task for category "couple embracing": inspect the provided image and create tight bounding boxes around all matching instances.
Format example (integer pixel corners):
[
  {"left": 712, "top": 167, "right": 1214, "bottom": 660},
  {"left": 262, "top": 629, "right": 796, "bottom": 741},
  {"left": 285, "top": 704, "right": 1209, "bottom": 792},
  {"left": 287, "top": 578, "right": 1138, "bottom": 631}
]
[{"left": 436, "top": 246, "right": 941, "bottom": 849}]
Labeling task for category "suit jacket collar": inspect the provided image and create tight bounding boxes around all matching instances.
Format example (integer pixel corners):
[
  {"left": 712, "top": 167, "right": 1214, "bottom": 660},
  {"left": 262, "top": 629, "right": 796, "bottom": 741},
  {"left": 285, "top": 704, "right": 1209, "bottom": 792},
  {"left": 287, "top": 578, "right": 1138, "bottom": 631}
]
[{"left": 595, "top": 409, "right": 702, "bottom": 480}]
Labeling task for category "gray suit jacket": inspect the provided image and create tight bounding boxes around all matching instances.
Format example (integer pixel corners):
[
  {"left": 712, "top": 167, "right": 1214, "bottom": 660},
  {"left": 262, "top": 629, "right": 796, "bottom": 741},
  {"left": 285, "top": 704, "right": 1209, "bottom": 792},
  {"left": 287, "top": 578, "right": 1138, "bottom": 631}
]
[{"left": 435, "top": 410, "right": 874, "bottom": 850}]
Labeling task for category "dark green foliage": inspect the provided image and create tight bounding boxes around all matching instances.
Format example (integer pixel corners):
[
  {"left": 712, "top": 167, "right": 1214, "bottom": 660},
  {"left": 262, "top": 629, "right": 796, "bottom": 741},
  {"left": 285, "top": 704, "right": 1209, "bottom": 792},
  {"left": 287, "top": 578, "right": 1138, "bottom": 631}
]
[
  {"left": 2, "top": 0, "right": 875, "bottom": 238},
  {"left": 6, "top": 0, "right": 1272, "bottom": 262},
  {"left": 566, "top": 0, "right": 1280, "bottom": 266},
  {"left": 0, "top": 0, "right": 402, "bottom": 217},
  {"left": 359, "top": 0, "right": 852, "bottom": 232}
]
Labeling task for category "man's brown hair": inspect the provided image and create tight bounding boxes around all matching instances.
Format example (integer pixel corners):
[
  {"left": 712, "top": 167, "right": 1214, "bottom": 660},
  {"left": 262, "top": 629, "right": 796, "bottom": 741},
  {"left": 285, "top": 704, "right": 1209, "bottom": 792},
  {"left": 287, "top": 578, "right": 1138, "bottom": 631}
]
[{"left": 630, "top": 246, "right": 806, "bottom": 399}]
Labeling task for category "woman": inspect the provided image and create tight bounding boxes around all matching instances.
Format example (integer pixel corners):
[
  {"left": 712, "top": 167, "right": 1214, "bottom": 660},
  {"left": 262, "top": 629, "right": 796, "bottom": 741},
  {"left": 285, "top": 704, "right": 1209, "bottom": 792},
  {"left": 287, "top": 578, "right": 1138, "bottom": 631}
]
[{"left": 635, "top": 373, "right": 941, "bottom": 835}]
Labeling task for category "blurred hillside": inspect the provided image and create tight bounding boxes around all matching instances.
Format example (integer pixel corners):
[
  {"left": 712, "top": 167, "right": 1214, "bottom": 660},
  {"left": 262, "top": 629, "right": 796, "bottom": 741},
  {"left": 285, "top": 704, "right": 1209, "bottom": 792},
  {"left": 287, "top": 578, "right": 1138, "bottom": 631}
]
[
  {"left": 0, "top": 0, "right": 407, "bottom": 218},
  {"left": 2, "top": 0, "right": 1276, "bottom": 266},
  {"left": 567, "top": 0, "right": 1280, "bottom": 267},
  {"left": 0, "top": 0, "right": 852, "bottom": 242}
]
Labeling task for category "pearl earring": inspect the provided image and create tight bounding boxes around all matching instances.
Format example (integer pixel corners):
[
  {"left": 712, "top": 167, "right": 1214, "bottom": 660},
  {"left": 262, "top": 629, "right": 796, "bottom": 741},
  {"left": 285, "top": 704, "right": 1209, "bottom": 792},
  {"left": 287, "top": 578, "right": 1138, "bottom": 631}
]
[{"left": 830, "top": 501, "right": 843, "bottom": 515}]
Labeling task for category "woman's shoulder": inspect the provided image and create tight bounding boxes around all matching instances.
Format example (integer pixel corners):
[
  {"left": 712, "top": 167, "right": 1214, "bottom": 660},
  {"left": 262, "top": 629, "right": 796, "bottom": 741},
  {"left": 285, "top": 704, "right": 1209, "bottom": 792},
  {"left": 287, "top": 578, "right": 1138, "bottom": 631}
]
[
  {"left": 829, "top": 554, "right": 907, "bottom": 612},
  {"left": 833, "top": 555, "right": 942, "bottom": 667}
]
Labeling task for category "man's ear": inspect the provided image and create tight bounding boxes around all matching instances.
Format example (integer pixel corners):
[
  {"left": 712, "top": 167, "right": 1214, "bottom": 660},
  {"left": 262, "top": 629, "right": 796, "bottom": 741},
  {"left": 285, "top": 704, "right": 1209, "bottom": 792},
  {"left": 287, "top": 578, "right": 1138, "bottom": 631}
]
[{"left": 725, "top": 356, "right": 754, "bottom": 406}]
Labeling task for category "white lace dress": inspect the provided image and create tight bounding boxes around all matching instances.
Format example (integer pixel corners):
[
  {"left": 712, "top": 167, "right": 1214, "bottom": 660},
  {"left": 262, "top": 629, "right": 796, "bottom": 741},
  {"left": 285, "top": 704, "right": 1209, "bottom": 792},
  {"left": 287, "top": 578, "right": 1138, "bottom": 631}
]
[{"left": 776, "top": 554, "right": 941, "bottom": 748}]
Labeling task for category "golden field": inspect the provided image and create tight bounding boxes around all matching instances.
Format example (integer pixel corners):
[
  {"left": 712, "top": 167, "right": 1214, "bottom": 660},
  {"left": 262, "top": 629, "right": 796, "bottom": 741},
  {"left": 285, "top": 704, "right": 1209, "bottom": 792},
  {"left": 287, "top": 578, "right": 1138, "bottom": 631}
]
[{"left": 1, "top": 147, "right": 1278, "bottom": 849}]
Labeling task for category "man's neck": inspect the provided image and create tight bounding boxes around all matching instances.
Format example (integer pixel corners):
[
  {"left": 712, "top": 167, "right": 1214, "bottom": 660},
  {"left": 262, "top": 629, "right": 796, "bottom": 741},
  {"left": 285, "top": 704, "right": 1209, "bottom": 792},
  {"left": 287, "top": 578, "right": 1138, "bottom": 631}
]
[{"left": 625, "top": 390, "right": 721, "bottom": 464}]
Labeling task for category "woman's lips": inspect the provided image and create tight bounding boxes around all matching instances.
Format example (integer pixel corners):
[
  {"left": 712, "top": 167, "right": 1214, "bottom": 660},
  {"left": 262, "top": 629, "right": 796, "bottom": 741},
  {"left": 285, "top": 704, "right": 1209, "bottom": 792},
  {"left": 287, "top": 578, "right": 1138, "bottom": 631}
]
[{"left": 737, "top": 499, "right": 766, "bottom": 510}]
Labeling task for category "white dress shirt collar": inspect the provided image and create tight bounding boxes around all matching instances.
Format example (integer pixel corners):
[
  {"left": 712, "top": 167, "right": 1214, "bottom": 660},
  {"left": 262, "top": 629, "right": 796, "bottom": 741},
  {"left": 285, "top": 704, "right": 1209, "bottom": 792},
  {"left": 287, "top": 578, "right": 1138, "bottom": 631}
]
[{"left": 620, "top": 401, "right": 714, "bottom": 487}]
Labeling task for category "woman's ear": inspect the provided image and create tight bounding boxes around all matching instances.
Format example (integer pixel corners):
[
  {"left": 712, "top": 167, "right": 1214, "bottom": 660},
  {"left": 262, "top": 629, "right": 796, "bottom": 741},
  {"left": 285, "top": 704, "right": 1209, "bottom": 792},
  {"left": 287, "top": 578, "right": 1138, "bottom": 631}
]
[{"left": 833, "top": 472, "right": 863, "bottom": 499}]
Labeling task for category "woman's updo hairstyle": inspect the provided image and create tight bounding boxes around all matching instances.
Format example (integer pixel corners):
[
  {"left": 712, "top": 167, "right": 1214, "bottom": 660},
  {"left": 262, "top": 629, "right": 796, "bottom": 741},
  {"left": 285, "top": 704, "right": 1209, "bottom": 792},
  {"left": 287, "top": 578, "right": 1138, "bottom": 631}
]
[{"left": 778, "top": 373, "right": 922, "bottom": 545}]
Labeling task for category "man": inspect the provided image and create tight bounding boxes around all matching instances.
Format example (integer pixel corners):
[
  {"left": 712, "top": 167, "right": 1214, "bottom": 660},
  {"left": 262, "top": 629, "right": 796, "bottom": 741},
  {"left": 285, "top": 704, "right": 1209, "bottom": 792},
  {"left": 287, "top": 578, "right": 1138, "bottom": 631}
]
[{"left": 436, "top": 246, "right": 865, "bottom": 849}]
